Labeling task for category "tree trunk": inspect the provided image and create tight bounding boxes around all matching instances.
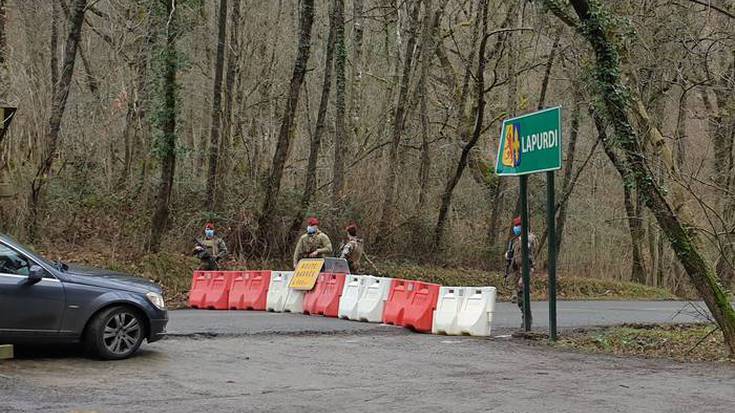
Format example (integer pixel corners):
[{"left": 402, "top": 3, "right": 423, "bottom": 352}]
[
  {"left": 548, "top": 0, "right": 735, "bottom": 356},
  {"left": 0, "top": 0, "right": 8, "bottom": 105},
  {"left": 433, "top": 0, "right": 489, "bottom": 251},
  {"left": 349, "top": 0, "right": 364, "bottom": 142},
  {"left": 205, "top": 0, "right": 228, "bottom": 211},
  {"left": 485, "top": 5, "right": 518, "bottom": 250},
  {"left": 28, "top": 0, "right": 87, "bottom": 241},
  {"left": 416, "top": 0, "right": 434, "bottom": 209},
  {"left": 554, "top": 87, "right": 580, "bottom": 253},
  {"left": 219, "top": 0, "right": 241, "bottom": 197},
  {"left": 257, "top": 0, "right": 315, "bottom": 247},
  {"left": 703, "top": 67, "right": 735, "bottom": 291},
  {"left": 332, "top": 0, "right": 346, "bottom": 206},
  {"left": 132, "top": 13, "right": 156, "bottom": 196},
  {"left": 592, "top": 106, "right": 647, "bottom": 285},
  {"left": 674, "top": 88, "right": 688, "bottom": 166},
  {"left": 50, "top": 0, "right": 59, "bottom": 93},
  {"left": 537, "top": 27, "right": 562, "bottom": 110},
  {"left": 119, "top": 12, "right": 153, "bottom": 188},
  {"left": 535, "top": 48, "right": 578, "bottom": 257},
  {"left": 147, "top": 0, "right": 179, "bottom": 253},
  {"left": 0, "top": 0, "right": 5, "bottom": 67},
  {"left": 289, "top": 0, "right": 338, "bottom": 240},
  {"left": 376, "top": 1, "right": 420, "bottom": 243}
]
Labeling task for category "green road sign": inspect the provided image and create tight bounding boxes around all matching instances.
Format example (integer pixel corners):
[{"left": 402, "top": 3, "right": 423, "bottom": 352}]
[{"left": 495, "top": 106, "right": 562, "bottom": 176}]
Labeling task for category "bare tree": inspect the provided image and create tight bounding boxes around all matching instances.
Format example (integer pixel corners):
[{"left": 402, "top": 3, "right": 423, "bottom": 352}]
[
  {"left": 376, "top": 1, "right": 420, "bottom": 244},
  {"left": 50, "top": 0, "right": 60, "bottom": 92},
  {"left": 349, "top": 0, "right": 364, "bottom": 140},
  {"left": 220, "top": 0, "right": 241, "bottom": 188},
  {"left": 205, "top": 0, "right": 228, "bottom": 211},
  {"left": 544, "top": 0, "right": 735, "bottom": 356},
  {"left": 290, "top": 0, "right": 338, "bottom": 239},
  {"left": 416, "top": 0, "right": 434, "bottom": 209},
  {"left": 332, "top": 0, "right": 346, "bottom": 206},
  {"left": 257, "top": 0, "right": 315, "bottom": 246},
  {"left": 433, "top": 0, "right": 490, "bottom": 251},
  {"left": 147, "top": 0, "right": 180, "bottom": 252},
  {"left": 28, "top": 0, "right": 88, "bottom": 241},
  {"left": 0, "top": 0, "right": 8, "bottom": 104}
]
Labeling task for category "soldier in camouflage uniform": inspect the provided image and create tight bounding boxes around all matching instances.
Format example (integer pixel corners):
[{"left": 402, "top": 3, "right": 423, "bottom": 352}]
[
  {"left": 293, "top": 217, "right": 333, "bottom": 269},
  {"left": 505, "top": 216, "right": 537, "bottom": 328},
  {"left": 339, "top": 223, "right": 364, "bottom": 273},
  {"left": 193, "top": 223, "right": 228, "bottom": 270}
]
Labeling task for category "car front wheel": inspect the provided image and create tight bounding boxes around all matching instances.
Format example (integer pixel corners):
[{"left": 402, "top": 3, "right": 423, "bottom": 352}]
[{"left": 85, "top": 306, "right": 146, "bottom": 360}]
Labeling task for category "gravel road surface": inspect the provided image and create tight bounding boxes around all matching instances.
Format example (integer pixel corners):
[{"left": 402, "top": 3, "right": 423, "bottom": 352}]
[{"left": 1, "top": 300, "right": 732, "bottom": 413}]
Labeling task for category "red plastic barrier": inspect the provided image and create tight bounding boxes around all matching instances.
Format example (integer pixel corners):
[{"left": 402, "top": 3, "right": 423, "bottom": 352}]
[
  {"left": 382, "top": 279, "right": 414, "bottom": 326},
  {"left": 314, "top": 273, "right": 346, "bottom": 317},
  {"left": 203, "top": 271, "right": 237, "bottom": 310},
  {"left": 228, "top": 271, "right": 272, "bottom": 310},
  {"left": 302, "top": 275, "right": 321, "bottom": 315},
  {"left": 188, "top": 271, "right": 212, "bottom": 309},
  {"left": 303, "top": 273, "right": 346, "bottom": 317},
  {"left": 402, "top": 281, "right": 440, "bottom": 333}
]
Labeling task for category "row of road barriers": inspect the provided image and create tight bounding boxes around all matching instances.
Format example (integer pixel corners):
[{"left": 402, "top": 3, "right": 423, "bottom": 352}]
[{"left": 188, "top": 271, "right": 497, "bottom": 336}]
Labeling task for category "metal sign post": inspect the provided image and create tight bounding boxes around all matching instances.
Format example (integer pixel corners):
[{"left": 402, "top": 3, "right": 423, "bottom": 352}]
[
  {"left": 546, "top": 171, "right": 557, "bottom": 340},
  {"left": 494, "top": 106, "right": 561, "bottom": 340},
  {"left": 519, "top": 175, "right": 532, "bottom": 331}
]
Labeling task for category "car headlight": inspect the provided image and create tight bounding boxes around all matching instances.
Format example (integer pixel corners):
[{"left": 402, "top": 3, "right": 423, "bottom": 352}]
[{"left": 146, "top": 292, "right": 166, "bottom": 310}]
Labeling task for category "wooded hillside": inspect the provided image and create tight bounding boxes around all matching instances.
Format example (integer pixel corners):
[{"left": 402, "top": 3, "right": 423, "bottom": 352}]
[{"left": 1, "top": 0, "right": 734, "bottom": 299}]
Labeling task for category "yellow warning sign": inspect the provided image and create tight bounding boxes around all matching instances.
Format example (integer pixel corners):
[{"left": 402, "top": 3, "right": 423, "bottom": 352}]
[{"left": 289, "top": 258, "right": 324, "bottom": 290}]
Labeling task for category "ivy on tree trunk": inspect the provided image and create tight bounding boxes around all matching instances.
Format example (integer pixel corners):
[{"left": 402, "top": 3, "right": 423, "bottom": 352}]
[{"left": 544, "top": 0, "right": 735, "bottom": 357}]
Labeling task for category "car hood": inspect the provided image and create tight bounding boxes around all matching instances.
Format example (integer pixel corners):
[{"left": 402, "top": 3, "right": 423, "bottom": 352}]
[{"left": 62, "top": 265, "right": 162, "bottom": 294}]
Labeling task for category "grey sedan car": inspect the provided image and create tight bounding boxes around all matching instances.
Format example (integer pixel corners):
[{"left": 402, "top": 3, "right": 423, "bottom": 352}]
[{"left": 0, "top": 235, "right": 168, "bottom": 359}]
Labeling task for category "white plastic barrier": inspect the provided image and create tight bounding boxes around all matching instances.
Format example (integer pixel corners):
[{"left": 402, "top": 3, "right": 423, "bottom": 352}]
[
  {"left": 432, "top": 286, "right": 496, "bottom": 336},
  {"left": 432, "top": 287, "right": 464, "bottom": 335},
  {"left": 283, "top": 285, "right": 305, "bottom": 313},
  {"left": 356, "top": 276, "right": 392, "bottom": 323},
  {"left": 338, "top": 275, "right": 367, "bottom": 320},
  {"left": 266, "top": 271, "right": 292, "bottom": 312},
  {"left": 456, "top": 287, "right": 496, "bottom": 336}
]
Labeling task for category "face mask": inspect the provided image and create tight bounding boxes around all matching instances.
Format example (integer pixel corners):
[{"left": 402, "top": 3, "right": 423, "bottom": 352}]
[
  {"left": 512, "top": 226, "right": 522, "bottom": 236},
  {"left": 205, "top": 229, "right": 215, "bottom": 238},
  {"left": 307, "top": 226, "right": 317, "bottom": 235}
]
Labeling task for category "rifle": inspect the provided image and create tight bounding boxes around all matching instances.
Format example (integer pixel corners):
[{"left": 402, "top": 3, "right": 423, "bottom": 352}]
[
  {"left": 193, "top": 238, "right": 217, "bottom": 269},
  {"left": 504, "top": 238, "right": 514, "bottom": 287},
  {"left": 335, "top": 241, "right": 346, "bottom": 258}
]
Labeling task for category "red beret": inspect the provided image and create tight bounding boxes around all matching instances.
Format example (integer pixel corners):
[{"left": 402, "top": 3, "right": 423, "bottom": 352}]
[
  {"left": 205, "top": 223, "right": 214, "bottom": 230},
  {"left": 513, "top": 216, "right": 522, "bottom": 226},
  {"left": 307, "top": 217, "right": 319, "bottom": 226}
]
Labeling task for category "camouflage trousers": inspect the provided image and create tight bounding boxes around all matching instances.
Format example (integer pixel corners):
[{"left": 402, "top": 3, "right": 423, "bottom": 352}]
[{"left": 510, "top": 269, "right": 533, "bottom": 329}]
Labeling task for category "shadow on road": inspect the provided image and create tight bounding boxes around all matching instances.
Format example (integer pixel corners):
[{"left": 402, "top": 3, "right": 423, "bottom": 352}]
[{"left": 8, "top": 343, "right": 163, "bottom": 361}]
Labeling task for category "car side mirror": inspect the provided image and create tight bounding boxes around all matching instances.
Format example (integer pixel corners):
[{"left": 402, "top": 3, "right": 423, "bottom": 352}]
[{"left": 26, "top": 265, "right": 44, "bottom": 285}]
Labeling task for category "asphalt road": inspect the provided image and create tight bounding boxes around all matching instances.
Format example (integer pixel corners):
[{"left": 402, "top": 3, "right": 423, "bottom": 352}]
[
  {"left": 166, "top": 300, "right": 716, "bottom": 337},
  {"left": 1, "top": 300, "right": 732, "bottom": 413}
]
